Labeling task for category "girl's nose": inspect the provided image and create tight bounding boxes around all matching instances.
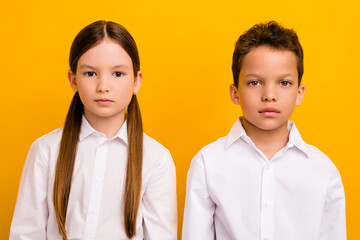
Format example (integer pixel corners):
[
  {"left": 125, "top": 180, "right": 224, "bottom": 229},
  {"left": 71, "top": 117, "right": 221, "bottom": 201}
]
[{"left": 96, "top": 75, "right": 110, "bottom": 93}]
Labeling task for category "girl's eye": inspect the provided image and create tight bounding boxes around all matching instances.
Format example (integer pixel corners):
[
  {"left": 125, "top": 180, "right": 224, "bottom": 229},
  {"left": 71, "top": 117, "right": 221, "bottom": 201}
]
[
  {"left": 248, "top": 81, "right": 260, "bottom": 86},
  {"left": 84, "top": 72, "right": 96, "bottom": 77},
  {"left": 280, "top": 81, "right": 292, "bottom": 86},
  {"left": 113, "top": 72, "right": 124, "bottom": 77}
]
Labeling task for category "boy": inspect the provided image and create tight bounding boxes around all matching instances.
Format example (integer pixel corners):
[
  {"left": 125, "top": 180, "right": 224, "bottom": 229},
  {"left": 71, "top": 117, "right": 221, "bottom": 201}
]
[{"left": 182, "top": 21, "right": 346, "bottom": 240}]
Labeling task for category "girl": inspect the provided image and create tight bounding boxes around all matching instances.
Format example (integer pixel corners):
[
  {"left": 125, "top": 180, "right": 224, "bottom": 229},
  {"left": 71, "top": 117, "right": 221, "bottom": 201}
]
[{"left": 10, "top": 20, "right": 177, "bottom": 240}]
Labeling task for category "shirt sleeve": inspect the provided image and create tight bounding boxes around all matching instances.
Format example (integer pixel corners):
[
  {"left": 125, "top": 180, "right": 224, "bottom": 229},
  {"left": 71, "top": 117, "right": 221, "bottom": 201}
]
[
  {"left": 10, "top": 139, "right": 49, "bottom": 240},
  {"left": 142, "top": 149, "right": 177, "bottom": 240},
  {"left": 182, "top": 152, "right": 215, "bottom": 240},
  {"left": 319, "top": 168, "right": 347, "bottom": 240}
]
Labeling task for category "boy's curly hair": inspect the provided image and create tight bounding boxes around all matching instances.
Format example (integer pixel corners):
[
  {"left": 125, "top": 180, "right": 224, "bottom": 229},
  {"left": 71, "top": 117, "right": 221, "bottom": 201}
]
[{"left": 232, "top": 21, "right": 304, "bottom": 87}]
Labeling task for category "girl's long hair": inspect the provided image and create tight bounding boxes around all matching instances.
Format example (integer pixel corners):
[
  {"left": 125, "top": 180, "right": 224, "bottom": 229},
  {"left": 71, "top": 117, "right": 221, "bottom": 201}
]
[{"left": 53, "top": 20, "right": 143, "bottom": 239}]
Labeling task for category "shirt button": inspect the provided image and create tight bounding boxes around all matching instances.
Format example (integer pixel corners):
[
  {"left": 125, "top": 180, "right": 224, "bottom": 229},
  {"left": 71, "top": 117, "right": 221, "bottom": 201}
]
[
  {"left": 263, "top": 201, "right": 269, "bottom": 208},
  {"left": 264, "top": 238, "right": 270, "bottom": 240},
  {"left": 265, "top": 165, "right": 270, "bottom": 170},
  {"left": 95, "top": 176, "right": 102, "bottom": 182},
  {"left": 98, "top": 147, "right": 104, "bottom": 152}
]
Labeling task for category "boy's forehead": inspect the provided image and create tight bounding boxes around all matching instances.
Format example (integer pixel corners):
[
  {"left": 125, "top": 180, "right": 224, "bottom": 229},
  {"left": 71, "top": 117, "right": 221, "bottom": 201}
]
[{"left": 240, "top": 46, "right": 298, "bottom": 77}]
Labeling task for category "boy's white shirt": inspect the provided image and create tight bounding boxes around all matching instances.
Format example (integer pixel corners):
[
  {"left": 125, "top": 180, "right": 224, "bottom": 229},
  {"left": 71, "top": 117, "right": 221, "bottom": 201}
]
[
  {"left": 182, "top": 118, "right": 346, "bottom": 240},
  {"left": 10, "top": 116, "right": 177, "bottom": 240}
]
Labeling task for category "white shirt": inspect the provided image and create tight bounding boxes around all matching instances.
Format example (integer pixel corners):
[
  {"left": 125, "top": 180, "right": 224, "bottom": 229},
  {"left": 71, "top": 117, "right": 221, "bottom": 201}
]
[
  {"left": 10, "top": 116, "right": 177, "bottom": 240},
  {"left": 182, "top": 119, "right": 346, "bottom": 240}
]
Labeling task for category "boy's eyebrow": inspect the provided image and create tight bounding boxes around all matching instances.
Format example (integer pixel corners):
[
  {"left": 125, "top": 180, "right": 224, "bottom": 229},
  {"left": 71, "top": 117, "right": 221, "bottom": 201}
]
[
  {"left": 278, "top": 73, "right": 294, "bottom": 78},
  {"left": 244, "top": 73, "right": 262, "bottom": 78},
  {"left": 244, "top": 73, "right": 294, "bottom": 78}
]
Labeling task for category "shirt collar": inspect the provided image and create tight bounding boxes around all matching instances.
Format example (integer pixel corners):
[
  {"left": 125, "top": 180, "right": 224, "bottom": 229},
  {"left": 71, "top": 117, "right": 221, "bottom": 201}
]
[
  {"left": 286, "top": 121, "right": 310, "bottom": 158},
  {"left": 225, "top": 117, "right": 311, "bottom": 158},
  {"left": 225, "top": 118, "right": 247, "bottom": 148},
  {"left": 79, "top": 115, "right": 128, "bottom": 145}
]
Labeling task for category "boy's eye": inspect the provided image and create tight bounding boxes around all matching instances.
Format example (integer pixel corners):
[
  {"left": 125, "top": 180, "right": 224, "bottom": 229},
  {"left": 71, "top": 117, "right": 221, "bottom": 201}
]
[
  {"left": 84, "top": 71, "right": 96, "bottom": 77},
  {"left": 113, "top": 72, "right": 124, "bottom": 77},
  {"left": 280, "top": 81, "right": 291, "bottom": 86},
  {"left": 248, "top": 81, "right": 260, "bottom": 86}
]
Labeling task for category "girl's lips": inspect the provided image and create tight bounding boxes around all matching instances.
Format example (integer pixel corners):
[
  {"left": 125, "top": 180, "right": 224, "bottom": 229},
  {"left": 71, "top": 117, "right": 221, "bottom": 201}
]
[{"left": 95, "top": 99, "right": 113, "bottom": 105}]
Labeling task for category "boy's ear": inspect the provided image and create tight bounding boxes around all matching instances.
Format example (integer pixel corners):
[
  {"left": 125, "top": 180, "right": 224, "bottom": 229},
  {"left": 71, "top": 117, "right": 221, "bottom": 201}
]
[
  {"left": 68, "top": 70, "right": 78, "bottom": 92},
  {"left": 296, "top": 84, "right": 305, "bottom": 105},
  {"left": 133, "top": 71, "right": 143, "bottom": 95},
  {"left": 229, "top": 84, "right": 240, "bottom": 105}
]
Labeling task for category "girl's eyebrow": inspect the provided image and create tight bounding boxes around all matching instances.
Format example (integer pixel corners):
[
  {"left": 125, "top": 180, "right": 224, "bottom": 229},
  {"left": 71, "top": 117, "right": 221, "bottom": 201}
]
[
  {"left": 79, "top": 64, "right": 96, "bottom": 70},
  {"left": 79, "top": 64, "right": 129, "bottom": 70},
  {"left": 112, "top": 64, "right": 129, "bottom": 70},
  {"left": 80, "top": 64, "right": 95, "bottom": 69}
]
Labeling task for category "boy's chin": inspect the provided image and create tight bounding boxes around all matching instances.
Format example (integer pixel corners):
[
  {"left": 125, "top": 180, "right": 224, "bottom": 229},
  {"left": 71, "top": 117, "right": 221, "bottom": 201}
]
[{"left": 242, "top": 117, "right": 289, "bottom": 132}]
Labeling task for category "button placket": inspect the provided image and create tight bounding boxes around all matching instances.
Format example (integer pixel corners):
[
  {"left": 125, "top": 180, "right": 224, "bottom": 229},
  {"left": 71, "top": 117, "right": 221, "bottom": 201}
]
[
  {"left": 260, "top": 164, "right": 274, "bottom": 240},
  {"left": 83, "top": 143, "right": 108, "bottom": 240}
]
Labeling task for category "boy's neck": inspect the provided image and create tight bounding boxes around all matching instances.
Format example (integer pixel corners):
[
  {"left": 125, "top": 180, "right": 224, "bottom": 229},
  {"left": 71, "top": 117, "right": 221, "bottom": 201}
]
[{"left": 241, "top": 117, "right": 290, "bottom": 160}]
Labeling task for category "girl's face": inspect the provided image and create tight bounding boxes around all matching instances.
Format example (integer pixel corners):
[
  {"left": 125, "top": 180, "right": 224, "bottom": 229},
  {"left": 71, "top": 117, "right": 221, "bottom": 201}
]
[{"left": 68, "top": 37, "right": 142, "bottom": 126}]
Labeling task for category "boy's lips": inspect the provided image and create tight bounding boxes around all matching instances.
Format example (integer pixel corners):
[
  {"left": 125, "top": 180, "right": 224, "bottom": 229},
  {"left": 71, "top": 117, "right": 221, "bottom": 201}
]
[{"left": 258, "top": 107, "right": 280, "bottom": 117}]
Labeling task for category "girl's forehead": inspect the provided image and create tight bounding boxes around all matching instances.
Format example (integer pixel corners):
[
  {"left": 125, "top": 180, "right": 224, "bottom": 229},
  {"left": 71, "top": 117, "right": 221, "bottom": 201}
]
[{"left": 78, "top": 38, "right": 132, "bottom": 68}]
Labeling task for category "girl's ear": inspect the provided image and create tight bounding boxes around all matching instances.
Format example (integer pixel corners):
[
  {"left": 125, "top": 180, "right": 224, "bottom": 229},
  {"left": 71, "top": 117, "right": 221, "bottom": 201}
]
[
  {"left": 68, "top": 70, "right": 78, "bottom": 92},
  {"left": 229, "top": 84, "right": 241, "bottom": 105},
  {"left": 133, "top": 71, "right": 142, "bottom": 95},
  {"left": 296, "top": 84, "right": 305, "bottom": 105}
]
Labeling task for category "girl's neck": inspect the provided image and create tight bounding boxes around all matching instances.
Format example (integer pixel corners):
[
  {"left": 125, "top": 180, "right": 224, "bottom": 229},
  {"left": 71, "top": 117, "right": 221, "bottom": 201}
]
[
  {"left": 241, "top": 117, "right": 290, "bottom": 160},
  {"left": 84, "top": 111, "right": 125, "bottom": 139}
]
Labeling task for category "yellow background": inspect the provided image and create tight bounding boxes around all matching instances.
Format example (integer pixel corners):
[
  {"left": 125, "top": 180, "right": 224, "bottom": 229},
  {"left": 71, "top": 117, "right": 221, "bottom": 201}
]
[{"left": 1, "top": 0, "right": 359, "bottom": 238}]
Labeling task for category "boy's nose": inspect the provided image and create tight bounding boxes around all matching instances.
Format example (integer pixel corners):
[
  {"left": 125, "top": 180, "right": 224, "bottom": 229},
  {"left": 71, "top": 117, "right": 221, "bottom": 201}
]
[
  {"left": 262, "top": 95, "right": 277, "bottom": 102},
  {"left": 261, "top": 86, "right": 277, "bottom": 102}
]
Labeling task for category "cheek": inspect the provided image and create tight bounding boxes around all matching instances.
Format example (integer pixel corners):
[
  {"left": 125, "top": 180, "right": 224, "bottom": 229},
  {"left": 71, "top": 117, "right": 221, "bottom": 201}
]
[
  {"left": 115, "top": 79, "right": 135, "bottom": 98},
  {"left": 240, "top": 99, "right": 255, "bottom": 116},
  {"left": 239, "top": 90, "right": 256, "bottom": 108},
  {"left": 76, "top": 75, "right": 91, "bottom": 90},
  {"left": 76, "top": 81, "right": 90, "bottom": 96},
  {"left": 123, "top": 79, "right": 135, "bottom": 92},
  {"left": 285, "top": 90, "right": 299, "bottom": 103},
  {"left": 281, "top": 92, "right": 298, "bottom": 111}
]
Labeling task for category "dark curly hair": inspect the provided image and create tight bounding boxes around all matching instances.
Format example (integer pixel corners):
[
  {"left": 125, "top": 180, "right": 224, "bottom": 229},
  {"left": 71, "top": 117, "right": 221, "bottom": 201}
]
[{"left": 232, "top": 21, "right": 303, "bottom": 87}]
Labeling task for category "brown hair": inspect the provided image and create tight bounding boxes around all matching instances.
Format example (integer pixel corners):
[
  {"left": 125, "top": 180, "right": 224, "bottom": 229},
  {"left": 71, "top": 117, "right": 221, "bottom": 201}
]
[
  {"left": 53, "top": 20, "right": 143, "bottom": 239},
  {"left": 232, "top": 21, "right": 304, "bottom": 87}
]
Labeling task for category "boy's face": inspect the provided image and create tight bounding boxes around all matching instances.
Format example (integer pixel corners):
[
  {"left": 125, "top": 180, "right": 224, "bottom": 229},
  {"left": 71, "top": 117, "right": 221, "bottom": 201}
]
[{"left": 230, "top": 46, "right": 305, "bottom": 132}]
